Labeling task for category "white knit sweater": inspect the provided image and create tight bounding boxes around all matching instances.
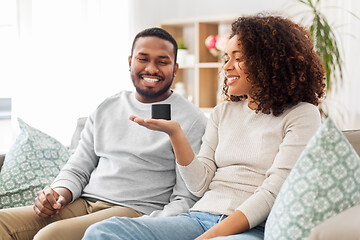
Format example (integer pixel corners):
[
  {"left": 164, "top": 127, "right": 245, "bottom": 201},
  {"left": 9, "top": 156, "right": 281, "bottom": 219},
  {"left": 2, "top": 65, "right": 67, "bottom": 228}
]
[
  {"left": 178, "top": 99, "right": 321, "bottom": 228},
  {"left": 52, "top": 91, "right": 208, "bottom": 217}
]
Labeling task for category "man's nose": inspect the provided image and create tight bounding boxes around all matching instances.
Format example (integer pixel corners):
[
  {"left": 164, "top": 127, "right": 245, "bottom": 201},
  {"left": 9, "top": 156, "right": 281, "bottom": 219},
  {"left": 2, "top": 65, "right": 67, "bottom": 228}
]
[{"left": 145, "top": 61, "right": 159, "bottom": 74}]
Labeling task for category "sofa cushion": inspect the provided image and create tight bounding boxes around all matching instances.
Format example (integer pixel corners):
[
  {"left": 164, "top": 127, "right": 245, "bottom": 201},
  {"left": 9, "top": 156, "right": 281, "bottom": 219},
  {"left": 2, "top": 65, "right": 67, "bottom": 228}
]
[
  {"left": 264, "top": 118, "right": 360, "bottom": 240},
  {"left": 0, "top": 119, "right": 69, "bottom": 208}
]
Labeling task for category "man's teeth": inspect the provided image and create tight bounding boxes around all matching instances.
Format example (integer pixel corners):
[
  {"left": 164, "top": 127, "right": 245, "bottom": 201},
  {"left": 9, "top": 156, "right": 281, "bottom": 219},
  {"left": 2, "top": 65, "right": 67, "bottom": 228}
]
[
  {"left": 143, "top": 77, "right": 160, "bottom": 83},
  {"left": 227, "top": 77, "right": 239, "bottom": 81}
]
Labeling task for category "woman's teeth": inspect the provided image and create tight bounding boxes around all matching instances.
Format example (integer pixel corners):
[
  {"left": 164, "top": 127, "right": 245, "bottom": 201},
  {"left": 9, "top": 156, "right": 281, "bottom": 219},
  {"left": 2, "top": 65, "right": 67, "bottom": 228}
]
[{"left": 227, "top": 77, "right": 239, "bottom": 81}]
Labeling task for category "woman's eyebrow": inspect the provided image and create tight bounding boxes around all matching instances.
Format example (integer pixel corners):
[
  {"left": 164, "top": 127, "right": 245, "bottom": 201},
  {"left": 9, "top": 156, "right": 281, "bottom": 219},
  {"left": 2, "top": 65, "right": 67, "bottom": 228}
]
[{"left": 224, "top": 50, "right": 241, "bottom": 56}]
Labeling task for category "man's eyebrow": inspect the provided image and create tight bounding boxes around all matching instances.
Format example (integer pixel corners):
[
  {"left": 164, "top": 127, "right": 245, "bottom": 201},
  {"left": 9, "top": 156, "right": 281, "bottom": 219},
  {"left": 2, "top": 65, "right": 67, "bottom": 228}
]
[{"left": 136, "top": 53, "right": 170, "bottom": 59}]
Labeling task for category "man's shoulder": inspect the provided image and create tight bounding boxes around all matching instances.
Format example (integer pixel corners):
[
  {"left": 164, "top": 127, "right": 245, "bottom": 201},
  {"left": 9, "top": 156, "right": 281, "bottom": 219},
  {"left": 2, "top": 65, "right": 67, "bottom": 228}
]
[
  {"left": 97, "top": 91, "right": 133, "bottom": 108},
  {"left": 105, "top": 90, "right": 133, "bottom": 101},
  {"left": 169, "top": 93, "right": 208, "bottom": 129},
  {"left": 171, "top": 94, "right": 206, "bottom": 117}
]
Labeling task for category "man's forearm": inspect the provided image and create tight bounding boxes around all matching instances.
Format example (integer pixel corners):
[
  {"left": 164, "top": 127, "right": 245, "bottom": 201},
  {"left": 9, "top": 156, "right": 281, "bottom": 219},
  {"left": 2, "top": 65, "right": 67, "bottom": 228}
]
[{"left": 53, "top": 187, "right": 73, "bottom": 205}]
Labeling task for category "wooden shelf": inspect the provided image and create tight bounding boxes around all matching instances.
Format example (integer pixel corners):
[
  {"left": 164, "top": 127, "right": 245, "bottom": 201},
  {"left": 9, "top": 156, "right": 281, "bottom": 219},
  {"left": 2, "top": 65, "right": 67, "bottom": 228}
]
[
  {"left": 198, "top": 62, "right": 223, "bottom": 68},
  {"left": 161, "top": 16, "right": 235, "bottom": 108}
]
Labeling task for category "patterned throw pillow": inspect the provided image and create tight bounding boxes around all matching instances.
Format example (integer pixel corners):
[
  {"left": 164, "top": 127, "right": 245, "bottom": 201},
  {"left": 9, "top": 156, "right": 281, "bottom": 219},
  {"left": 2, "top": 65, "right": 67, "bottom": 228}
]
[
  {"left": 0, "top": 119, "right": 69, "bottom": 208},
  {"left": 265, "top": 118, "right": 360, "bottom": 240}
]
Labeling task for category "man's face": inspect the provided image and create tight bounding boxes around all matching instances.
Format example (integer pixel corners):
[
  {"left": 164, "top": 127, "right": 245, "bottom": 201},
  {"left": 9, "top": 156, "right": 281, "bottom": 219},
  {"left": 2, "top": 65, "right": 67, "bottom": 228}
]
[{"left": 129, "top": 36, "right": 178, "bottom": 103}]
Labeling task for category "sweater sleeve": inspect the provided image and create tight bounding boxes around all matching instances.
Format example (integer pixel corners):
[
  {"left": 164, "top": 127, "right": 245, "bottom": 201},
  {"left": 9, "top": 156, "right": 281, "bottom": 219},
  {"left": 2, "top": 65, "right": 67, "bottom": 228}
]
[
  {"left": 51, "top": 113, "right": 99, "bottom": 202},
  {"left": 236, "top": 104, "right": 321, "bottom": 228},
  {"left": 177, "top": 105, "right": 221, "bottom": 197},
  {"left": 150, "top": 115, "right": 208, "bottom": 217}
]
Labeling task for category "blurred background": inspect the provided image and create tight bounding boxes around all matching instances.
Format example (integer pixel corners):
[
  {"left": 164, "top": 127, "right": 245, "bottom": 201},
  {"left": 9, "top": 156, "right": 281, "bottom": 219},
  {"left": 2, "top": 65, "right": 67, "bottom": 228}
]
[{"left": 1, "top": 0, "right": 359, "bottom": 152}]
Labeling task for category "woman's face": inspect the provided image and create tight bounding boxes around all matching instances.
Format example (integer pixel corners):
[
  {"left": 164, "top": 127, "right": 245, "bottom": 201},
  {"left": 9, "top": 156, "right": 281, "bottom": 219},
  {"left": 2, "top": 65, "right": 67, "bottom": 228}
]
[{"left": 223, "top": 35, "right": 251, "bottom": 97}]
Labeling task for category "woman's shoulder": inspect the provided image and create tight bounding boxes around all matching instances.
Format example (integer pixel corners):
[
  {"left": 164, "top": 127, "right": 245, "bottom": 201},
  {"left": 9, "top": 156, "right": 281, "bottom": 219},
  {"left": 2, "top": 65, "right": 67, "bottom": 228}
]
[
  {"left": 286, "top": 102, "right": 319, "bottom": 114},
  {"left": 213, "top": 100, "right": 247, "bottom": 111},
  {"left": 211, "top": 100, "right": 238, "bottom": 115},
  {"left": 209, "top": 100, "right": 249, "bottom": 123},
  {"left": 281, "top": 102, "right": 321, "bottom": 123}
]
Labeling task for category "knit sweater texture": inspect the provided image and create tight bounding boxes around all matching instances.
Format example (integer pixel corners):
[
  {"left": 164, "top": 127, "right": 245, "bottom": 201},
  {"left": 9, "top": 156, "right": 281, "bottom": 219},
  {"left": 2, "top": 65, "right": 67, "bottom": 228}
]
[
  {"left": 178, "top": 100, "right": 321, "bottom": 228},
  {"left": 52, "top": 91, "right": 208, "bottom": 217}
]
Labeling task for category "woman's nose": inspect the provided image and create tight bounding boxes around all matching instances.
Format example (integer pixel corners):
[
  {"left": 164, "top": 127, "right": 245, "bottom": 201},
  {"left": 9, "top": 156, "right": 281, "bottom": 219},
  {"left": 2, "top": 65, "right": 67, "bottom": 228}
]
[{"left": 224, "top": 60, "right": 234, "bottom": 71}]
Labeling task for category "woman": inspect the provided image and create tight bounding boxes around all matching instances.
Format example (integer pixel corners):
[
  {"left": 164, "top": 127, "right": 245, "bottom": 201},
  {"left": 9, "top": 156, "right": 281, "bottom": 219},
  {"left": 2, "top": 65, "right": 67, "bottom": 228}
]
[{"left": 82, "top": 14, "right": 326, "bottom": 240}]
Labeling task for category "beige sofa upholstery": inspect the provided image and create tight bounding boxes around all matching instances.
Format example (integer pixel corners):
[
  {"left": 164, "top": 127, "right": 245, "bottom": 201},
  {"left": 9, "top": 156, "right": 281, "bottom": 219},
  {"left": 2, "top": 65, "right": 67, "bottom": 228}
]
[
  {"left": 307, "top": 204, "right": 360, "bottom": 240},
  {"left": 0, "top": 120, "right": 359, "bottom": 239}
]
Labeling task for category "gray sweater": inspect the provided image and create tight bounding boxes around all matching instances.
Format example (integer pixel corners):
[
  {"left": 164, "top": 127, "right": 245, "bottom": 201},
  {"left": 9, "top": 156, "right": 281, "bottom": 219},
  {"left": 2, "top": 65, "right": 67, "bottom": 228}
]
[{"left": 52, "top": 91, "right": 207, "bottom": 217}]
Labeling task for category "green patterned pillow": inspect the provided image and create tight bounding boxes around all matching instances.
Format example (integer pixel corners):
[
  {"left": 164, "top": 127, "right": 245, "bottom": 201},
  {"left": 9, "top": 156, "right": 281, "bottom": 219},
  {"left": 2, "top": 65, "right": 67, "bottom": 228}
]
[
  {"left": 265, "top": 118, "right": 360, "bottom": 240},
  {"left": 0, "top": 119, "right": 69, "bottom": 208}
]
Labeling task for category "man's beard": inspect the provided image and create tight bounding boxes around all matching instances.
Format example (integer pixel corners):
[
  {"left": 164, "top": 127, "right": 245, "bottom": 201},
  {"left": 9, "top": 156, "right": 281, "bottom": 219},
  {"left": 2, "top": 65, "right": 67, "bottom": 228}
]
[{"left": 133, "top": 78, "right": 173, "bottom": 99}]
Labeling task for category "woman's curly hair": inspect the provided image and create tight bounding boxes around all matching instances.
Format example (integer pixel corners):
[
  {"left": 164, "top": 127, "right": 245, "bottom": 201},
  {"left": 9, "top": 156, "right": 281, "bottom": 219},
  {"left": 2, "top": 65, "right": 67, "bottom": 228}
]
[{"left": 222, "top": 14, "right": 326, "bottom": 116}]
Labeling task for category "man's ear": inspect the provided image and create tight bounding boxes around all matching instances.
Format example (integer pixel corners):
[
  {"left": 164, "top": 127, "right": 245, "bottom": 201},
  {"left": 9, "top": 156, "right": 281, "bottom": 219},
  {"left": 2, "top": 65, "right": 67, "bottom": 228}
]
[
  {"left": 128, "top": 56, "right": 132, "bottom": 71},
  {"left": 173, "top": 63, "right": 179, "bottom": 77}
]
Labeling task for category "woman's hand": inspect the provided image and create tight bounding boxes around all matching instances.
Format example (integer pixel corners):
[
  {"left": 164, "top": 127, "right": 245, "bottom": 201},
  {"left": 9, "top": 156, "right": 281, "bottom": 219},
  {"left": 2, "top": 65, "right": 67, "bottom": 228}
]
[
  {"left": 129, "top": 115, "right": 181, "bottom": 136},
  {"left": 194, "top": 210, "right": 250, "bottom": 240},
  {"left": 194, "top": 232, "right": 217, "bottom": 240},
  {"left": 129, "top": 115, "right": 195, "bottom": 166}
]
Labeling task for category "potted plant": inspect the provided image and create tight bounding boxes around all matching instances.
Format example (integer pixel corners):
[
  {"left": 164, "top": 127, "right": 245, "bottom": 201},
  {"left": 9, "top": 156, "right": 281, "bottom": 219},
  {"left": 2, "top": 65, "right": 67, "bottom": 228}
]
[
  {"left": 293, "top": 0, "right": 359, "bottom": 118},
  {"left": 177, "top": 40, "right": 188, "bottom": 65}
]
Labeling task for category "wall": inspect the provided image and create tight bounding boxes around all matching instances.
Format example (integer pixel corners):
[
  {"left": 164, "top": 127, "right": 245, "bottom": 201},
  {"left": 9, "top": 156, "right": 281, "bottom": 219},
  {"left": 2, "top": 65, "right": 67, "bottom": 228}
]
[
  {"left": 128, "top": 0, "right": 293, "bottom": 37},
  {"left": 129, "top": 0, "right": 360, "bottom": 130},
  {"left": 1, "top": 0, "right": 359, "bottom": 151},
  {"left": 0, "top": 0, "right": 134, "bottom": 149}
]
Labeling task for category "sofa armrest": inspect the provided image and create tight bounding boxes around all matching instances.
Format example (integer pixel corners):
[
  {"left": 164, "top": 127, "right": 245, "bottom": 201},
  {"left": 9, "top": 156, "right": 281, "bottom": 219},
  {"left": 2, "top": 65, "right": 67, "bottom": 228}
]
[
  {"left": 307, "top": 204, "right": 360, "bottom": 240},
  {"left": 342, "top": 130, "right": 360, "bottom": 157},
  {"left": 0, "top": 154, "right": 5, "bottom": 171}
]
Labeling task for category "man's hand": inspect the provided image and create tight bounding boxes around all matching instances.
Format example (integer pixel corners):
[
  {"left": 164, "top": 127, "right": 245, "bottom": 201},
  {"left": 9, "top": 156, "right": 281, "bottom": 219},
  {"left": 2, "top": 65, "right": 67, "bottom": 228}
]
[{"left": 33, "top": 186, "right": 72, "bottom": 218}]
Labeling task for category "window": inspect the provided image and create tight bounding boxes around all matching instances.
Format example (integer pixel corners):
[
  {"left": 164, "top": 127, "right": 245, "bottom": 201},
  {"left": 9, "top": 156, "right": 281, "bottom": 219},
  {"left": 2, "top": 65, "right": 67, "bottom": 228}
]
[{"left": 1, "top": 0, "right": 131, "bottom": 150}]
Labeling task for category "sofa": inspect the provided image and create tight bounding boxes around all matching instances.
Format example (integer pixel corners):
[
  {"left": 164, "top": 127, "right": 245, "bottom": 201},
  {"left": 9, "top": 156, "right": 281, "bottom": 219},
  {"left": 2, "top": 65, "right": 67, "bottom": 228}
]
[{"left": 0, "top": 118, "right": 359, "bottom": 239}]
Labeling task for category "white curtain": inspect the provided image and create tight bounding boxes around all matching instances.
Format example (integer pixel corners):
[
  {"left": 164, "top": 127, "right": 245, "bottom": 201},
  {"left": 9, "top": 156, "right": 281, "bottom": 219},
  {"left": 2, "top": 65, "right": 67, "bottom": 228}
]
[{"left": 1, "top": 0, "right": 132, "bottom": 147}]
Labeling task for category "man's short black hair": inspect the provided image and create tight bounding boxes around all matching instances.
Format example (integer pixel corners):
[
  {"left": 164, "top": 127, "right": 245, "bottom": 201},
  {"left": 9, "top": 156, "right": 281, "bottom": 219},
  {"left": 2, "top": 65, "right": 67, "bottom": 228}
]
[{"left": 130, "top": 27, "right": 178, "bottom": 63}]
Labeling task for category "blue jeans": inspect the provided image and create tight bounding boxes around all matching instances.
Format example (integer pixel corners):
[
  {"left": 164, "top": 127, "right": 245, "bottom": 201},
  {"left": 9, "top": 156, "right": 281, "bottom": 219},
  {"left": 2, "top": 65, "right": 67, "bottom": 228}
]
[{"left": 82, "top": 211, "right": 264, "bottom": 240}]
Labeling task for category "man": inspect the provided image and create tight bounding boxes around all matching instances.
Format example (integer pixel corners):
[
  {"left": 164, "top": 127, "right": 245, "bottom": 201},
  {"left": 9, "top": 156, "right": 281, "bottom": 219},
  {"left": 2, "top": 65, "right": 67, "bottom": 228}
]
[{"left": 0, "top": 27, "right": 207, "bottom": 240}]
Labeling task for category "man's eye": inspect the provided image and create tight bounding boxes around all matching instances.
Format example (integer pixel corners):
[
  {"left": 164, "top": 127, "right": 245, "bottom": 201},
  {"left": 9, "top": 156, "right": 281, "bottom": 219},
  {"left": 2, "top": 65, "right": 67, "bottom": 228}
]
[
  {"left": 159, "top": 61, "right": 169, "bottom": 65},
  {"left": 137, "top": 58, "right": 147, "bottom": 61}
]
